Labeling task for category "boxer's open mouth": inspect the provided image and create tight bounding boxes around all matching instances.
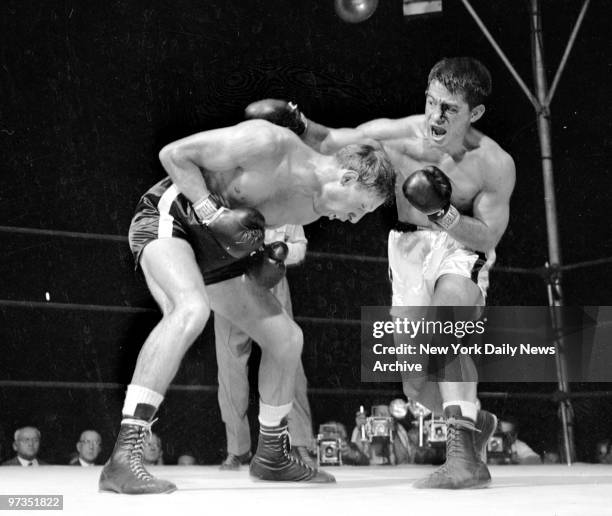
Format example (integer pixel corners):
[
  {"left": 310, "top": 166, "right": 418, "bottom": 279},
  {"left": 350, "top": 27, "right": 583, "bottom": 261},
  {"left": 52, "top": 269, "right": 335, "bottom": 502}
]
[{"left": 431, "top": 125, "right": 447, "bottom": 137}]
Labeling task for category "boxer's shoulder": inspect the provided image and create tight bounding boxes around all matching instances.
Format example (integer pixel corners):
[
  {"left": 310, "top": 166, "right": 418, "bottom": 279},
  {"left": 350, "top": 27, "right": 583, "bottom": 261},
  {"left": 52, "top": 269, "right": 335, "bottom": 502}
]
[
  {"left": 480, "top": 141, "right": 515, "bottom": 188},
  {"left": 467, "top": 129, "right": 510, "bottom": 161},
  {"left": 466, "top": 131, "right": 515, "bottom": 183},
  {"left": 229, "top": 120, "right": 299, "bottom": 166},
  {"left": 237, "top": 118, "right": 297, "bottom": 142}
]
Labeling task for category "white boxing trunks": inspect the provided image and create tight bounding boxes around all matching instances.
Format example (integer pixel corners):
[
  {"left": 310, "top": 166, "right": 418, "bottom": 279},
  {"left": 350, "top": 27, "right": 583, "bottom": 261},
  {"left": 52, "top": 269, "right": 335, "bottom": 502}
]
[{"left": 388, "top": 222, "right": 495, "bottom": 307}]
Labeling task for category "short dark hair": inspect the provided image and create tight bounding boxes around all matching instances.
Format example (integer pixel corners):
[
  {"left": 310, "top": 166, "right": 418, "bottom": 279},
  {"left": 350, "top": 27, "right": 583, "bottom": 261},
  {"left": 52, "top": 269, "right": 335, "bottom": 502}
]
[
  {"left": 335, "top": 144, "right": 396, "bottom": 202},
  {"left": 428, "top": 57, "right": 492, "bottom": 108}
]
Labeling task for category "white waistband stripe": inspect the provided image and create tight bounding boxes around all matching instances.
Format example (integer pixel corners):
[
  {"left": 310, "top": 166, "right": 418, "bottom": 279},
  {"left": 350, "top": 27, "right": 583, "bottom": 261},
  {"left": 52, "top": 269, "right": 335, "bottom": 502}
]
[{"left": 157, "top": 185, "right": 179, "bottom": 238}]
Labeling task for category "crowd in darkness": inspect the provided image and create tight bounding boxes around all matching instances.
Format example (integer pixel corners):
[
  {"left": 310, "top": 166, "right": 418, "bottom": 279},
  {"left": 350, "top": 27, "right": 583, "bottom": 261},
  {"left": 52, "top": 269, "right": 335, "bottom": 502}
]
[
  {"left": 0, "top": 426, "right": 196, "bottom": 467},
  {"left": 5, "top": 414, "right": 610, "bottom": 468}
]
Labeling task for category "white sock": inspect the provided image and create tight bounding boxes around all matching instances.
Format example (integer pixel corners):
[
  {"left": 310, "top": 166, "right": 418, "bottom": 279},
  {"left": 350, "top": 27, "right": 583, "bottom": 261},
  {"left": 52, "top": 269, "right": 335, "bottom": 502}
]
[
  {"left": 258, "top": 400, "right": 293, "bottom": 427},
  {"left": 122, "top": 384, "right": 164, "bottom": 418},
  {"left": 443, "top": 400, "right": 478, "bottom": 422}
]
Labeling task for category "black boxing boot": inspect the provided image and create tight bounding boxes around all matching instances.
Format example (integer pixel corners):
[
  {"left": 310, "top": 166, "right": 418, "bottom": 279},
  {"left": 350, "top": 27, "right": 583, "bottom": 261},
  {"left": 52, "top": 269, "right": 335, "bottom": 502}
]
[
  {"left": 413, "top": 406, "right": 491, "bottom": 489},
  {"left": 250, "top": 419, "right": 335, "bottom": 483},
  {"left": 474, "top": 410, "right": 498, "bottom": 463},
  {"left": 292, "top": 446, "right": 317, "bottom": 470},
  {"left": 99, "top": 418, "right": 176, "bottom": 494}
]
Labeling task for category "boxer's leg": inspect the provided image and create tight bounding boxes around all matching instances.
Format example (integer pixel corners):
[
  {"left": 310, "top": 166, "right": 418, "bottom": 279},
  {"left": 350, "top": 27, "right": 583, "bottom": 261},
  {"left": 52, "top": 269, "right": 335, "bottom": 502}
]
[
  {"left": 414, "top": 273, "right": 490, "bottom": 489},
  {"left": 132, "top": 240, "right": 211, "bottom": 391},
  {"left": 207, "top": 276, "right": 334, "bottom": 482},
  {"left": 100, "top": 238, "right": 210, "bottom": 494},
  {"left": 208, "top": 276, "right": 299, "bottom": 407},
  {"left": 288, "top": 360, "right": 313, "bottom": 446},
  {"left": 388, "top": 230, "right": 444, "bottom": 415},
  {"left": 214, "top": 313, "right": 253, "bottom": 468},
  {"left": 391, "top": 304, "right": 444, "bottom": 414},
  {"left": 272, "top": 278, "right": 316, "bottom": 465},
  {"left": 288, "top": 360, "right": 316, "bottom": 467},
  {"left": 432, "top": 274, "right": 481, "bottom": 407},
  {"left": 432, "top": 274, "right": 496, "bottom": 459}
]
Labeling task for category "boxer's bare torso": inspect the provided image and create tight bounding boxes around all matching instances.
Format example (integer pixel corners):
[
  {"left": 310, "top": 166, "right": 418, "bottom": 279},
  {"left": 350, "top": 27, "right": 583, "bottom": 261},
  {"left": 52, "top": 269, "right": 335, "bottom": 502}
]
[
  {"left": 203, "top": 136, "right": 325, "bottom": 226},
  {"left": 378, "top": 115, "right": 511, "bottom": 228},
  {"left": 159, "top": 120, "right": 382, "bottom": 227}
]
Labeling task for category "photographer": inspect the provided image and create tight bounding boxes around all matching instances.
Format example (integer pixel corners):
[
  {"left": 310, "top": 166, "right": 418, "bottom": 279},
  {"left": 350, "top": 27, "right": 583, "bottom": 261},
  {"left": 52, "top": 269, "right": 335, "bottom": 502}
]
[
  {"left": 317, "top": 421, "right": 369, "bottom": 466},
  {"left": 350, "top": 405, "right": 416, "bottom": 465}
]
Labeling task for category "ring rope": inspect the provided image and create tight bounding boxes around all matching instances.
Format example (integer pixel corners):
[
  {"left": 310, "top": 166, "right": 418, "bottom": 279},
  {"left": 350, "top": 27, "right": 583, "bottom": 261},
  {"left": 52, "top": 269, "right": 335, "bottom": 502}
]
[
  {"left": 6, "top": 224, "right": 611, "bottom": 274},
  {"left": 0, "top": 299, "right": 553, "bottom": 334},
  {"left": 0, "top": 299, "right": 362, "bottom": 325},
  {"left": 1, "top": 380, "right": 611, "bottom": 400}
]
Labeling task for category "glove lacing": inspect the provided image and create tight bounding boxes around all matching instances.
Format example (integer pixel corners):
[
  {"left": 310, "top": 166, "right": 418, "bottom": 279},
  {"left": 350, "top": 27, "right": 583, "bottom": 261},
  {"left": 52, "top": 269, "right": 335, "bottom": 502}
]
[{"left": 234, "top": 225, "right": 264, "bottom": 247}]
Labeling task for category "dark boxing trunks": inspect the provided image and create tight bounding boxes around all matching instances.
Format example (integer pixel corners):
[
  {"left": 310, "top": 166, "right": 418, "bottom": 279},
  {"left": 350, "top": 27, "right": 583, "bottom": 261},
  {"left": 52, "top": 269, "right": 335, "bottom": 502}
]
[{"left": 128, "top": 177, "right": 248, "bottom": 284}]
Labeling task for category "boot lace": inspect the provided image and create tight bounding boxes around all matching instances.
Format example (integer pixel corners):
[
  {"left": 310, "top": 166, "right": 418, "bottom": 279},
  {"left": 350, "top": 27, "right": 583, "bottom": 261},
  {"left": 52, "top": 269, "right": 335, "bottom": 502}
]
[
  {"left": 122, "top": 418, "right": 157, "bottom": 481},
  {"left": 431, "top": 418, "right": 479, "bottom": 477},
  {"left": 279, "top": 428, "right": 315, "bottom": 475}
]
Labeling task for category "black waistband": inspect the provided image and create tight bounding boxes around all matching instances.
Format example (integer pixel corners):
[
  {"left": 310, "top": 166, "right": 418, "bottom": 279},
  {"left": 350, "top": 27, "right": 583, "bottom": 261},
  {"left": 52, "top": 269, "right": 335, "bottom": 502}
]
[{"left": 392, "top": 221, "right": 418, "bottom": 233}]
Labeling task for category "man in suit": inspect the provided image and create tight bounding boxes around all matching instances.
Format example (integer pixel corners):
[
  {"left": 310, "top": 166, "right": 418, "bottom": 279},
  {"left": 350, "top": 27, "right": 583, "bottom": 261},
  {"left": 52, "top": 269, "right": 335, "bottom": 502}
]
[
  {"left": 2, "top": 426, "right": 48, "bottom": 466},
  {"left": 69, "top": 430, "right": 103, "bottom": 466}
]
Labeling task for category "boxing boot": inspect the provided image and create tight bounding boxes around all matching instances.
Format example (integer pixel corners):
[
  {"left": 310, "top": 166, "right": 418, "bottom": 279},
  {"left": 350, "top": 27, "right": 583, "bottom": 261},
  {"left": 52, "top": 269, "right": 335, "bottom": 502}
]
[
  {"left": 292, "top": 446, "right": 317, "bottom": 469},
  {"left": 250, "top": 419, "right": 335, "bottom": 483},
  {"left": 99, "top": 418, "right": 176, "bottom": 494},
  {"left": 219, "top": 451, "right": 253, "bottom": 471},
  {"left": 474, "top": 410, "right": 498, "bottom": 463},
  {"left": 413, "top": 406, "right": 491, "bottom": 489}
]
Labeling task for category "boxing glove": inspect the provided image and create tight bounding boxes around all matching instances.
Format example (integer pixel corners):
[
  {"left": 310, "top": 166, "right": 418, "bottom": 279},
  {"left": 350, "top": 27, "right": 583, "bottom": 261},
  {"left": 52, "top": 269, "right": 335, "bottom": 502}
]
[
  {"left": 244, "top": 99, "right": 307, "bottom": 135},
  {"left": 402, "top": 166, "right": 460, "bottom": 230},
  {"left": 193, "top": 195, "right": 265, "bottom": 259},
  {"left": 247, "top": 241, "right": 289, "bottom": 289}
]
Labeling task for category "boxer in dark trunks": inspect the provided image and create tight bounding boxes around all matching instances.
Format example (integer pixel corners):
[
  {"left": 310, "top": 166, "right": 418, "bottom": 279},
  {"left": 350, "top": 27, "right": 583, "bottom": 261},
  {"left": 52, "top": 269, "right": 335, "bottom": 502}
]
[{"left": 99, "top": 119, "right": 396, "bottom": 494}]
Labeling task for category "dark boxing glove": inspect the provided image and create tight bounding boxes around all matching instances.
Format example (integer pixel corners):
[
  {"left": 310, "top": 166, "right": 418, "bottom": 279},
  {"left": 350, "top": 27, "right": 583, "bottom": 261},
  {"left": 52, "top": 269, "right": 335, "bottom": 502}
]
[
  {"left": 244, "top": 99, "right": 307, "bottom": 135},
  {"left": 193, "top": 195, "right": 265, "bottom": 259},
  {"left": 402, "top": 166, "right": 460, "bottom": 230},
  {"left": 247, "top": 241, "right": 289, "bottom": 289}
]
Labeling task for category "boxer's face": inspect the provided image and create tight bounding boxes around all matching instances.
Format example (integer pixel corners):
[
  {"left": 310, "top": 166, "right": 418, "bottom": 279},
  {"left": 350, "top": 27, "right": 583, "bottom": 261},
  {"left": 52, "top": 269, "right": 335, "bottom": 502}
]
[
  {"left": 424, "top": 80, "right": 483, "bottom": 148},
  {"left": 320, "top": 178, "right": 383, "bottom": 223}
]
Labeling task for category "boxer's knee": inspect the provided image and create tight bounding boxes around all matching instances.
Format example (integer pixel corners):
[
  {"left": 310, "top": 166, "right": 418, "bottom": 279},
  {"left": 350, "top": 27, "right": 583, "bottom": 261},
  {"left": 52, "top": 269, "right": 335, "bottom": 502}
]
[
  {"left": 166, "top": 291, "right": 211, "bottom": 343},
  {"left": 433, "top": 274, "right": 482, "bottom": 306},
  {"left": 268, "top": 321, "right": 303, "bottom": 365}
]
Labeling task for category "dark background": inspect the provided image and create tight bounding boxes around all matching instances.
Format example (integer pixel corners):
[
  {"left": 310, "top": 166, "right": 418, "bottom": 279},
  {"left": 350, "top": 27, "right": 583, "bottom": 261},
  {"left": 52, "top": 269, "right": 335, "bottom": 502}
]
[{"left": 0, "top": 0, "right": 610, "bottom": 464}]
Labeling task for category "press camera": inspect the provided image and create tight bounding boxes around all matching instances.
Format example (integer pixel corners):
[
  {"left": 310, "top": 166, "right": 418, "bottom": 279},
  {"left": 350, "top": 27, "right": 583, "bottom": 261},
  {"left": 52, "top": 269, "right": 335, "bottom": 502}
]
[
  {"left": 486, "top": 431, "right": 513, "bottom": 463},
  {"left": 316, "top": 423, "right": 343, "bottom": 466},
  {"left": 364, "top": 405, "right": 395, "bottom": 441}
]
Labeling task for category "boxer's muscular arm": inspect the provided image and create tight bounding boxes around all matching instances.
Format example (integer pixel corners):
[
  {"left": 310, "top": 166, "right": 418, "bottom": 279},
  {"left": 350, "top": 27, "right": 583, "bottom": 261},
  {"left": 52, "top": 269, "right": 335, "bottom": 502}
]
[
  {"left": 304, "top": 117, "right": 417, "bottom": 155},
  {"left": 446, "top": 152, "right": 515, "bottom": 252},
  {"left": 158, "top": 120, "right": 280, "bottom": 204}
]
